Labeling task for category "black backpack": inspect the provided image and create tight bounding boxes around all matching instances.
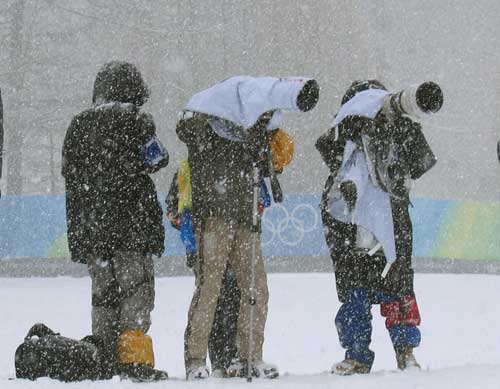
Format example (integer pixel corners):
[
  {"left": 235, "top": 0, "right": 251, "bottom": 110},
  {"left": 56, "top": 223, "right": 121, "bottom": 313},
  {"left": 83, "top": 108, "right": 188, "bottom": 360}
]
[{"left": 15, "top": 323, "right": 112, "bottom": 381}]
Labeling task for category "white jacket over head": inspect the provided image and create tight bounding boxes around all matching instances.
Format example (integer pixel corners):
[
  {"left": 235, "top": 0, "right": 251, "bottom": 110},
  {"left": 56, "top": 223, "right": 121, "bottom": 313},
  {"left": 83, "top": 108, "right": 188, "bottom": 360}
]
[{"left": 185, "top": 75, "right": 316, "bottom": 129}]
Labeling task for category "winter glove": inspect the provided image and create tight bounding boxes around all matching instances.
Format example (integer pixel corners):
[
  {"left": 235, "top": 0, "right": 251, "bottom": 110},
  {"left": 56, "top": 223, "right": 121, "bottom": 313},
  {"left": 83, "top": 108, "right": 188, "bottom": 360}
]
[
  {"left": 339, "top": 116, "right": 378, "bottom": 141},
  {"left": 141, "top": 135, "right": 169, "bottom": 172},
  {"left": 166, "top": 211, "right": 180, "bottom": 230},
  {"left": 247, "top": 111, "right": 274, "bottom": 160},
  {"left": 315, "top": 129, "right": 345, "bottom": 173}
]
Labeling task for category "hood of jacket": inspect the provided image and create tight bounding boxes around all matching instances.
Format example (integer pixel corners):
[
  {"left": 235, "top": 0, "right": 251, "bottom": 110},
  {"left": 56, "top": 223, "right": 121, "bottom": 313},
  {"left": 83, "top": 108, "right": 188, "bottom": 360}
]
[{"left": 92, "top": 61, "right": 149, "bottom": 106}]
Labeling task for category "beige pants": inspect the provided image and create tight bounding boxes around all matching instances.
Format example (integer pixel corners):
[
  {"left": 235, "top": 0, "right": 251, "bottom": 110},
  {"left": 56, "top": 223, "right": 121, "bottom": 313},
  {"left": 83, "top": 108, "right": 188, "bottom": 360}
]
[{"left": 184, "top": 218, "right": 269, "bottom": 367}]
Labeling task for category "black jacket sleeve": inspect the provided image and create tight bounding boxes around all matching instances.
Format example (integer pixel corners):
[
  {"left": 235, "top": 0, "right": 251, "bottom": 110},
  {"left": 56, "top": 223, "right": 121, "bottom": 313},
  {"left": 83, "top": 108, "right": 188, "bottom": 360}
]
[
  {"left": 393, "top": 116, "right": 437, "bottom": 180},
  {"left": 61, "top": 117, "right": 78, "bottom": 180},
  {"left": 176, "top": 112, "right": 211, "bottom": 146},
  {"left": 315, "top": 128, "right": 345, "bottom": 173},
  {"left": 137, "top": 112, "right": 169, "bottom": 174},
  {"left": 62, "top": 118, "right": 88, "bottom": 263}
]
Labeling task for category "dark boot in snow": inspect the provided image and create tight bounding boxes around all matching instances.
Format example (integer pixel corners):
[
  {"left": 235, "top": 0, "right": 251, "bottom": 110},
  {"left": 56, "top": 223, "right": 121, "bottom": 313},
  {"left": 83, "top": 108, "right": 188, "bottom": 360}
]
[
  {"left": 331, "top": 359, "right": 371, "bottom": 375},
  {"left": 226, "top": 358, "right": 279, "bottom": 379},
  {"left": 186, "top": 365, "right": 210, "bottom": 380},
  {"left": 120, "top": 363, "right": 168, "bottom": 382},
  {"left": 395, "top": 346, "right": 421, "bottom": 371}
]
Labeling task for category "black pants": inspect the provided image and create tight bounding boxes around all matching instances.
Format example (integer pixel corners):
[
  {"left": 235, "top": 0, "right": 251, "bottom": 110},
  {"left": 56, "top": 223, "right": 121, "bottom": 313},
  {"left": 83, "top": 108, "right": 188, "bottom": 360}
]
[{"left": 208, "top": 264, "right": 240, "bottom": 370}]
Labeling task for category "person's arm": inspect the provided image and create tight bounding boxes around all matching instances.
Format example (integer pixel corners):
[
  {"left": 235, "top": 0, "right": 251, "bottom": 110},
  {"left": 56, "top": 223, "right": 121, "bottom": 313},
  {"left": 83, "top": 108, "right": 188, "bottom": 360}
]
[
  {"left": 246, "top": 111, "right": 273, "bottom": 158},
  {"left": 137, "top": 112, "right": 169, "bottom": 174},
  {"left": 316, "top": 129, "right": 338, "bottom": 172},
  {"left": 61, "top": 117, "right": 88, "bottom": 263},
  {"left": 316, "top": 128, "right": 346, "bottom": 174},
  {"left": 166, "top": 172, "right": 180, "bottom": 230},
  {"left": 61, "top": 117, "right": 80, "bottom": 181},
  {"left": 394, "top": 116, "right": 437, "bottom": 180},
  {"left": 176, "top": 111, "right": 210, "bottom": 146}
]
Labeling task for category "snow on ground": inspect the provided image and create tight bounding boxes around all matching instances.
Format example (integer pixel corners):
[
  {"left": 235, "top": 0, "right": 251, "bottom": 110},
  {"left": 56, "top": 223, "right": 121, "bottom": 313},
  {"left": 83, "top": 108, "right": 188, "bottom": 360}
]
[{"left": 1, "top": 272, "right": 500, "bottom": 388}]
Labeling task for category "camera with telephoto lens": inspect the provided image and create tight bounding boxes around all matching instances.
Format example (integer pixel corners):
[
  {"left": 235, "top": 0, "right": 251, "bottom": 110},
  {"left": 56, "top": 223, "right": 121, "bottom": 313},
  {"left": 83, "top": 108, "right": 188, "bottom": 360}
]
[
  {"left": 381, "top": 81, "right": 444, "bottom": 119},
  {"left": 361, "top": 82, "right": 443, "bottom": 198}
]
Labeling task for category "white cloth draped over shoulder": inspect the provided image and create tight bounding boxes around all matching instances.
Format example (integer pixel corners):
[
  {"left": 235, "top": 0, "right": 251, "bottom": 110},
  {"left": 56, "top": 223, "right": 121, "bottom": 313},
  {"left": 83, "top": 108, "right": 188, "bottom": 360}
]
[
  {"left": 328, "top": 90, "right": 397, "bottom": 264},
  {"left": 328, "top": 141, "right": 396, "bottom": 263},
  {"left": 332, "top": 88, "right": 389, "bottom": 127},
  {"left": 185, "top": 75, "right": 314, "bottom": 130}
]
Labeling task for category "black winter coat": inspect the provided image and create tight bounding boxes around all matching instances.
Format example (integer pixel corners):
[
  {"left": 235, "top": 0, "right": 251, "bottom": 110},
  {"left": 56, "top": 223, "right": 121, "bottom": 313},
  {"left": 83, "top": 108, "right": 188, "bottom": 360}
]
[
  {"left": 317, "top": 115, "right": 436, "bottom": 301},
  {"left": 62, "top": 103, "right": 167, "bottom": 263},
  {"left": 176, "top": 112, "right": 257, "bottom": 228}
]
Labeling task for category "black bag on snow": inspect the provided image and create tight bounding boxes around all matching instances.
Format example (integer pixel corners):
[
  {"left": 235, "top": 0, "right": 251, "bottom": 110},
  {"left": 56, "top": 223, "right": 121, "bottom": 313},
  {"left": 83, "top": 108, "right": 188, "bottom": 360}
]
[{"left": 15, "top": 323, "right": 110, "bottom": 381}]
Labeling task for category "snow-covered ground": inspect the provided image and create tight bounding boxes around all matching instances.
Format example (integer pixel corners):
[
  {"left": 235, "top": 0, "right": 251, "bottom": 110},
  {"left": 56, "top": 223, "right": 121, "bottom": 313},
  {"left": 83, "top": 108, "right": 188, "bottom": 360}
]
[{"left": 1, "top": 272, "right": 500, "bottom": 388}]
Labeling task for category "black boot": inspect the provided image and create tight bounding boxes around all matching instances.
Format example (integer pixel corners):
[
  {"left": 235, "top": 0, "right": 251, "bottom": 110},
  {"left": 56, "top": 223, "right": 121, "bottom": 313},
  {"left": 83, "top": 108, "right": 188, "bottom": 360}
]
[
  {"left": 120, "top": 363, "right": 168, "bottom": 382},
  {"left": 331, "top": 359, "right": 371, "bottom": 376},
  {"left": 395, "top": 346, "right": 421, "bottom": 371}
]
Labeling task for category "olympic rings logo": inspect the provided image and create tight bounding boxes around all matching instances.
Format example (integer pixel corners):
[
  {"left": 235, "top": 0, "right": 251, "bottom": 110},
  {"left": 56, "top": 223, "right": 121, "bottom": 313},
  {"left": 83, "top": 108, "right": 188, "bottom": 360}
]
[{"left": 261, "top": 203, "right": 320, "bottom": 246}]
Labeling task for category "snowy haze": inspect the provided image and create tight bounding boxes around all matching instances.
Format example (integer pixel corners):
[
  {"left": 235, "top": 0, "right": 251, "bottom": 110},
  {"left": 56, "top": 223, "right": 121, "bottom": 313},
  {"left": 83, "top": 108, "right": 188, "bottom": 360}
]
[{"left": 1, "top": 0, "right": 499, "bottom": 199}]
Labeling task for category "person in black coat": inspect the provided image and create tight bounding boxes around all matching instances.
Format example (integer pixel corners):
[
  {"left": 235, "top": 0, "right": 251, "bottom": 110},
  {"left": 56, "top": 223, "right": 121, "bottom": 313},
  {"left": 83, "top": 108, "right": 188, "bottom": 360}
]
[
  {"left": 317, "top": 80, "right": 436, "bottom": 375},
  {"left": 62, "top": 61, "right": 168, "bottom": 381}
]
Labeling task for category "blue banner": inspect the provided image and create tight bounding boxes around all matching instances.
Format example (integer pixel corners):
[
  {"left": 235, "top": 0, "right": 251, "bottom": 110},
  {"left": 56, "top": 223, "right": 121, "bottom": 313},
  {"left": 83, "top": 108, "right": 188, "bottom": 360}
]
[{"left": 1, "top": 194, "right": 499, "bottom": 261}]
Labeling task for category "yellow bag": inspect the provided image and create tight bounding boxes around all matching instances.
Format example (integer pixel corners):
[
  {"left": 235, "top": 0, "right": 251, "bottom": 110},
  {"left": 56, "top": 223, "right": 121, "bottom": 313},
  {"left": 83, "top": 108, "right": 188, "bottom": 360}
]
[
  {"left": 117, "top": 330, "right": 155, "bottom": 367},
  {"left": 269, "top": 129, "right": 294, "bottom": 172},
  {"left": 177, "top": 160, "right": 192, "bottom": 213}
]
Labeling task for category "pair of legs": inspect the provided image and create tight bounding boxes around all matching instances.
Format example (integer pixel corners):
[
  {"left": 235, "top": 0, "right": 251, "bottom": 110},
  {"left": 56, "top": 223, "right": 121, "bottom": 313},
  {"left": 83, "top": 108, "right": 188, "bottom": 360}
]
[
  {"left": 335, "top": 287, "right": 421, "bottom": 370},
  {"left": 184, "top": 218, "right": 269, "bottom": 373},
  {"left": 208, "top": 265, "right": 240, "bottom": 371},
  {"left": 88, "top": 250, "right": 163, "bottom": 378}
]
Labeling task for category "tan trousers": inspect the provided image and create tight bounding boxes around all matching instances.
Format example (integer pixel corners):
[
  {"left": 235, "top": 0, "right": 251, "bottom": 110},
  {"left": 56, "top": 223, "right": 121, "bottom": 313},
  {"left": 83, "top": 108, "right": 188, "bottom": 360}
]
[{"left": 184, "top": 218, "right": 269, "bottom": 367}]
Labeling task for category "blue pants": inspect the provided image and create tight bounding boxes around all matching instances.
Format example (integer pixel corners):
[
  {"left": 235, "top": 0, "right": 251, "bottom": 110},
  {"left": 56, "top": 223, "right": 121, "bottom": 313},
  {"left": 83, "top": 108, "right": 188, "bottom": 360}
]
[{"left": 335, "top": 288, "right": 421, "bottom": 367}]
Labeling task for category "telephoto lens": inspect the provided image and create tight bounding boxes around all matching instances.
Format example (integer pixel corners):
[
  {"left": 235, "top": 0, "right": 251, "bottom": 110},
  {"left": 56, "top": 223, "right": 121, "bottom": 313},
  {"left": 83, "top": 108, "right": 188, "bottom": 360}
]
[
  {"left": 296, "top": 79, "right": 320, "bottom": 112},
  {"left": 415, "top": 81, "right": 443, "bottom": 113},
  {"left": 383, "top": 81, "right": 444, "bottom": 119}
]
